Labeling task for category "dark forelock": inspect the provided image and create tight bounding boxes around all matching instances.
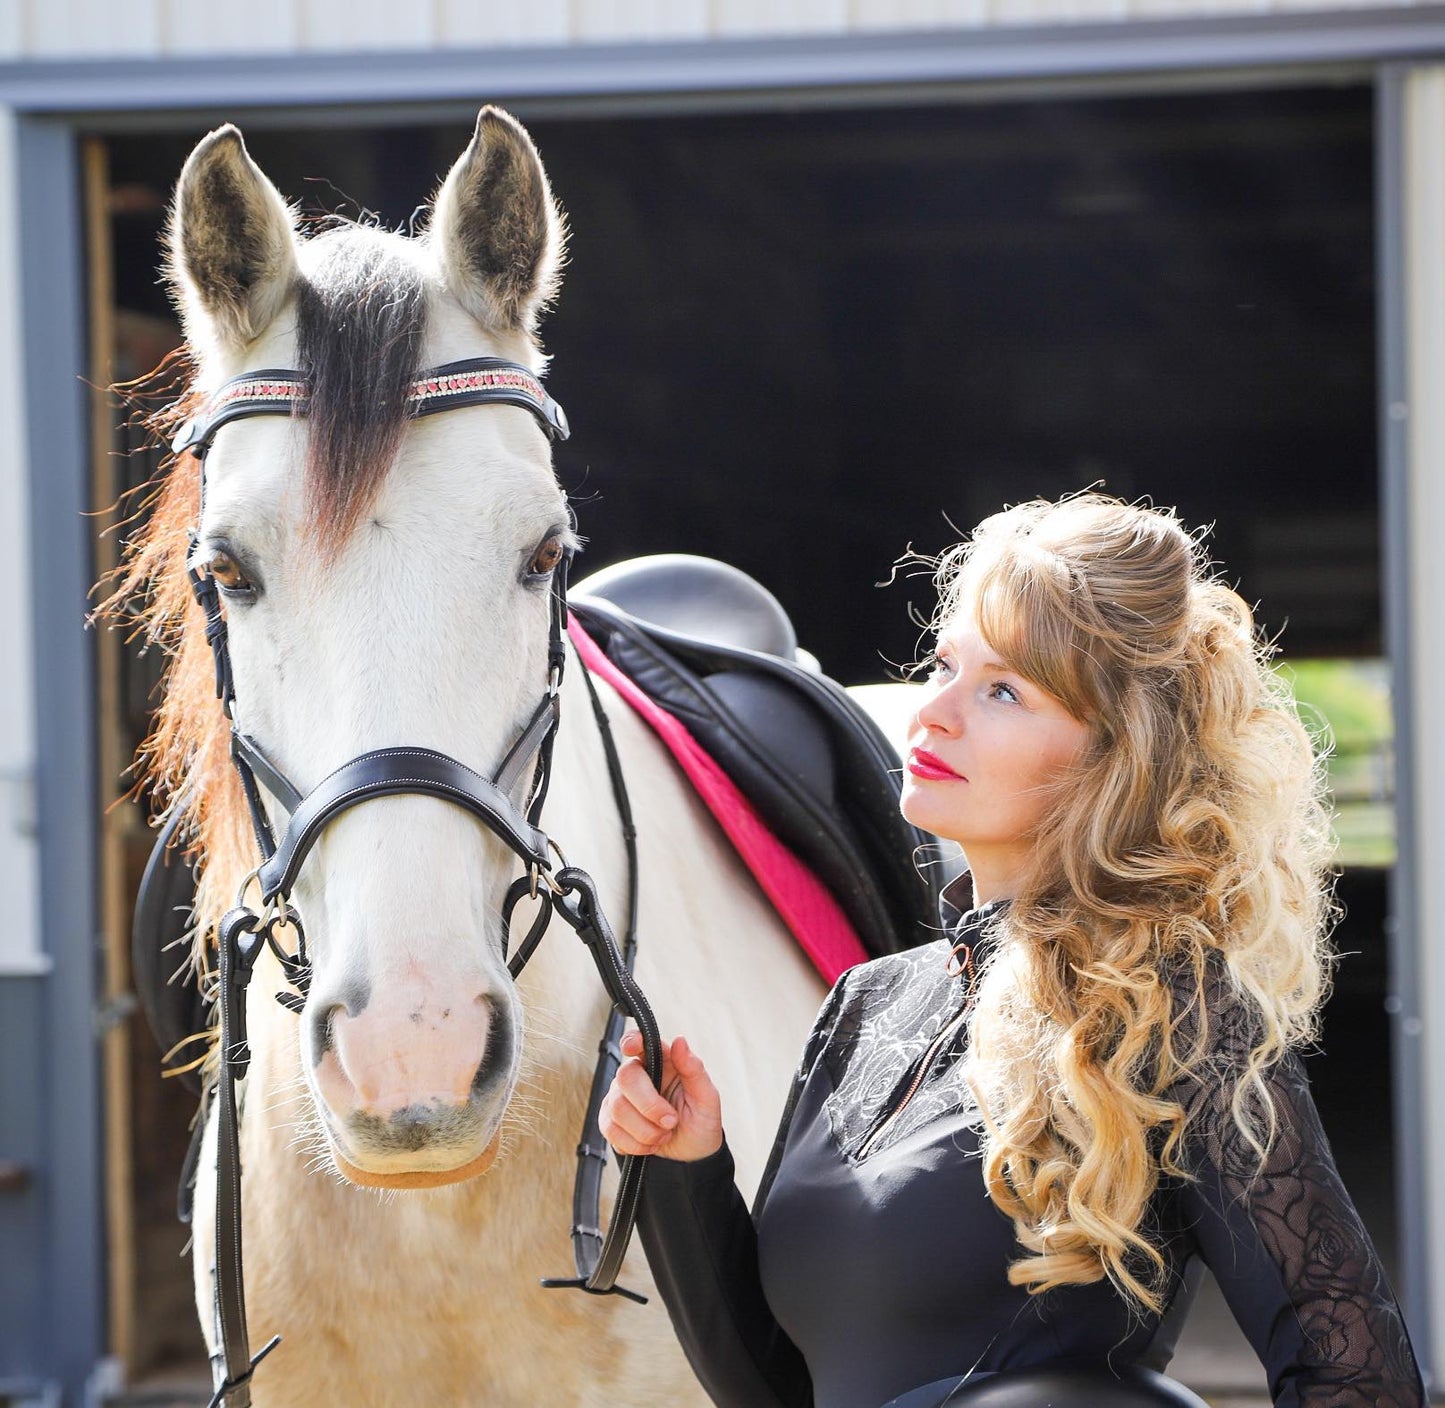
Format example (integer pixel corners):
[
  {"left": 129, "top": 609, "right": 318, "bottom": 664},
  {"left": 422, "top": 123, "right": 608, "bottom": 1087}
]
[{"left": 294, "top": 227, "right": 427, "bottom": 545}]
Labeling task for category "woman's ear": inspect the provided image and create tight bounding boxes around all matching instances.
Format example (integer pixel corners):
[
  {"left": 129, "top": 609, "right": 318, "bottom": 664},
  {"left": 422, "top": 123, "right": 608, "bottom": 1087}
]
[{"left": 430, "top": 106, "right": 565, "bottom": 337}]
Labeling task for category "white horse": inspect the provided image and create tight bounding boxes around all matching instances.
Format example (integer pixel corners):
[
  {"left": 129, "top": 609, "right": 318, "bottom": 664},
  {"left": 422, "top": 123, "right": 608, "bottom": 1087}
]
[{"left": 125, "top": 108, "right": 827, "bottom": 1405}]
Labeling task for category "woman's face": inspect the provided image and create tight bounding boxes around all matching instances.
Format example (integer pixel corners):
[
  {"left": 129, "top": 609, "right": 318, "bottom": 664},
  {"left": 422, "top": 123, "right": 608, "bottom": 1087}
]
[{"left": 900, "top": 612, "right": 1092, "bottom": 903}]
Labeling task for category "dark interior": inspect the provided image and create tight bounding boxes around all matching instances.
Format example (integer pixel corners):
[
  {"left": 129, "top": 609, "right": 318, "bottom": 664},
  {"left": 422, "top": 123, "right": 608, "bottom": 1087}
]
[{"left": 104, "top": 83, "right": 1392, "bottom": 1387}]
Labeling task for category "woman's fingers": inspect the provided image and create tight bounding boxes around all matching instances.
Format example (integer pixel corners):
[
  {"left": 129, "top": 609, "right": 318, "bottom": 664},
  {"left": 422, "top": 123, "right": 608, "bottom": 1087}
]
[
  {"left": 614, "top": 1056, "right": 679, "bottom": 1130},
  {"left": 601, "top": 1082, "right": 673, "bottom": 1154},
  {"left": 604, "top": 1031, "right": 725, "bottom": 1162}
]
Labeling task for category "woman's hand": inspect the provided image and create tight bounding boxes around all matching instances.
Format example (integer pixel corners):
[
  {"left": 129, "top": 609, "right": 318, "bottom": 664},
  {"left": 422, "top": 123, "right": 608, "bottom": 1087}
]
[{"left": 599, "top": 1030, "right": 724, "bottom": 1162}]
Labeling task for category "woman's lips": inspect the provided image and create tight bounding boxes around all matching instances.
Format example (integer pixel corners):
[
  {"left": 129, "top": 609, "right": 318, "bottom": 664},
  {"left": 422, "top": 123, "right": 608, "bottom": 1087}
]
[{"left": 907, "top": 748, "right": 966, "bottom": 782}]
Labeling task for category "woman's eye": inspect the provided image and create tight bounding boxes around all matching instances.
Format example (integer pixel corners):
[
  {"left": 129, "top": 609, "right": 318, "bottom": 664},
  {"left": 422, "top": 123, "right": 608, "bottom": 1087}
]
[
  {"left": 989, "top": 681, "right": 1020, "bottom": 704},
  {"left": 929, "top": 654, "right": 954, "bottom": 679},
  {"left": 528, "top": 536, "right": 565, "bottom": 579},
  {"left": 208, "top": 550, "right": 253, "bottom": 595}
]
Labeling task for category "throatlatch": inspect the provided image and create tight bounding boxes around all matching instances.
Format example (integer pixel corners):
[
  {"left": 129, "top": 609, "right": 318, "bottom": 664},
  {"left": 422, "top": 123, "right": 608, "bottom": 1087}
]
[{"left": 161, "top": 358, "right": 661, "bottom": 1408}]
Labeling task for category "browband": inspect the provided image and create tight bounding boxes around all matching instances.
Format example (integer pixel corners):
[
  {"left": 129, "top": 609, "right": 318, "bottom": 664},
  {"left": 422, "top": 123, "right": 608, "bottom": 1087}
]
[{"left": 172, "top": 356, "right": 570, "bottom": 458}]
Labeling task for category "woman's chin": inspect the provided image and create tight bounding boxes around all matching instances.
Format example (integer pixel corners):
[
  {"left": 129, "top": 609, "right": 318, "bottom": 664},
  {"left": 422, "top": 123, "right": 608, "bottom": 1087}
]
[{"left": 900, "top": 783, "right": 962, "bottom": 842}]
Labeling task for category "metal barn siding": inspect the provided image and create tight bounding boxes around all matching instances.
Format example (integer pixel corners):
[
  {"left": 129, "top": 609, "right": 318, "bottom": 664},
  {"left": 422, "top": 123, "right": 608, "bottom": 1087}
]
[{"left": 0, "top": 0, "right": 1436, "bottom": 58}]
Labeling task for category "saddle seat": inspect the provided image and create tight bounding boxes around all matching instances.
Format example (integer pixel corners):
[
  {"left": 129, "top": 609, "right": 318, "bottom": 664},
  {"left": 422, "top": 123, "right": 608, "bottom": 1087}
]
[
  {"left": 571, "top": 553, "right": 802, "bottom": 661},
  {"left": 572, "top": 554, "right": 938, "bottom": 963}
]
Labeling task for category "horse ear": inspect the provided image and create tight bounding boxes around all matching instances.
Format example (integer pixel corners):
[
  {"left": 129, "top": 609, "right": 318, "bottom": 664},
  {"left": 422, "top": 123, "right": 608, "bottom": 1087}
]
[
  {"left": 166, "top": 124, "right": 299, "bottom": 354},
  {"left": 431, "top": 106, "right": 565, "bottom": 336}
]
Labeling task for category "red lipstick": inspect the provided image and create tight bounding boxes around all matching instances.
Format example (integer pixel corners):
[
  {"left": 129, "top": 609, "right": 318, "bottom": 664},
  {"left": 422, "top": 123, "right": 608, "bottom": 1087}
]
[{"left": 908, "top": 748, "right": 965, "bottom": 782}]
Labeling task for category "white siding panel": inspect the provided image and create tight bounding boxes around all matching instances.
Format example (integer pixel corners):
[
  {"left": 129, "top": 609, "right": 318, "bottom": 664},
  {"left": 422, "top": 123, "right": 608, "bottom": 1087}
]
[
  {"left": 162, "top": 0, "right": 302, "bottom": 54},
  {"left": 573, "top": 0, "right": 707, "bottom": 40},
  {"left": 0, "top": 107, "right": 46, "bottom": 977},
  {"left": 0, "top": 3, "right": 21, "bottom": 59},
  {"left": 1127, "top": 0, "right": 1265, "bottom": 18},
  {"left": 27, "top": 0, "right": 162, "bottom": 56},
  {"left": 2, "top": 0, "right": 1435, "bottom": 63},
  {"left": 1273, "top": 0, "right": 1406, "bottom": 10},
  {"left": 711, "top": 0, "right": 848, "bottom": 35},
  {"left": 991, "top": 0, "right": 1126, "bottom": 22},
  {"left": 852, "top": 0, "right": 989, "bottom": 26},
  {"left": 299, "top": 0, "right": 435, "bottom": 49},
  {"left": 437, "top": 0, "right": 569, "bottom": 44}
]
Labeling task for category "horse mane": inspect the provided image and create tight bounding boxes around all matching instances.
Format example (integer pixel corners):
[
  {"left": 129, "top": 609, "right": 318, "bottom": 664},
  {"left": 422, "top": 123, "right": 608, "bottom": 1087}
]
[{"left": 105, "top": 223, "right": 432, "bottom": 961}]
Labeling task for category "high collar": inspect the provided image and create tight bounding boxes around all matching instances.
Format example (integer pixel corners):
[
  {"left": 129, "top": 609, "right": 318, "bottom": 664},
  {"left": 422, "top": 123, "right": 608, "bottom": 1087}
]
[{"left": 939, "top": 872, "right": 1010, "bottom": 937}]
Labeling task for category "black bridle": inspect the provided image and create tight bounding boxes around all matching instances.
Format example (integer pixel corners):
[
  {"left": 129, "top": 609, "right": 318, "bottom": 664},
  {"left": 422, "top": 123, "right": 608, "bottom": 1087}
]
[{"left": 176, "top": 359, "right": 660, "bottom": 1408}]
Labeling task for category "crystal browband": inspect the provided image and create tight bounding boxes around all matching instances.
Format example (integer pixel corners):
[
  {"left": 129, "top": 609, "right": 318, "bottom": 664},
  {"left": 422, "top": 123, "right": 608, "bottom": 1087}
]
[{"left": 172, "top": 356, "right": 570, "bottom": 458}]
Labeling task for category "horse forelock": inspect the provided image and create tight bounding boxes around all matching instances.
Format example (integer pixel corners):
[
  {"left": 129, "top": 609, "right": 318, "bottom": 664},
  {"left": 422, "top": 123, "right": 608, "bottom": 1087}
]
[{"left": 295, "top": 226, "right": 428, "bottom": 549}]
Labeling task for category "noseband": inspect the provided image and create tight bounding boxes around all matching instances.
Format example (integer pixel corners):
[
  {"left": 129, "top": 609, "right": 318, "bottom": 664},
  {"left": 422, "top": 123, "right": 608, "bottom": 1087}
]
[{"left": 177, "top": 359, "right": 660, "bottom": 1407}]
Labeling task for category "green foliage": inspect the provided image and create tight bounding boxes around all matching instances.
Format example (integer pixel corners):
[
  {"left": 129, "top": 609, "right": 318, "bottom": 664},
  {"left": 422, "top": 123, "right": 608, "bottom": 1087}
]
[{"left": 1275, "top": 659, "right": 1395, "bottom": 869}]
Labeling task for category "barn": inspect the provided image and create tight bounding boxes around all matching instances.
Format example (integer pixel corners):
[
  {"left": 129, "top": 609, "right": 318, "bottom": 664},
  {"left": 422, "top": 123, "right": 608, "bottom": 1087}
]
[{"left": 0, "top": 3, "right": 1443, "bottom": 1403}]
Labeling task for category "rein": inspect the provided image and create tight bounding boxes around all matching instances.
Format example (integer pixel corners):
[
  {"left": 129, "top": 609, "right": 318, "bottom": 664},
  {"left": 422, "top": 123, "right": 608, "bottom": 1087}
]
[{"left": 175, "top": 358, "right": 658, "bottom": 1408}]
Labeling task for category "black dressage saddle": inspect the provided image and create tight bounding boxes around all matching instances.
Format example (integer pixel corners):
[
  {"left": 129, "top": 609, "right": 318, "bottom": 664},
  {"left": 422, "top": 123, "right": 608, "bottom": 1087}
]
[
  {"left": 572, "top": 553, "right": 940, "bottom": 958},
  {"left": 880, "top": 1365, "right": 1211, "bottom": 1407},
  {"left": 133, "top": 554, "right": 938, "bottom": 1099}
]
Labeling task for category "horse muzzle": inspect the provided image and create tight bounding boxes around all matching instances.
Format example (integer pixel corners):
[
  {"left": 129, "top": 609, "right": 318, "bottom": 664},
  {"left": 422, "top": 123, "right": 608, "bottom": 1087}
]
[{"left": 308, "top": 976, "right": 518, "bottom": 1188}]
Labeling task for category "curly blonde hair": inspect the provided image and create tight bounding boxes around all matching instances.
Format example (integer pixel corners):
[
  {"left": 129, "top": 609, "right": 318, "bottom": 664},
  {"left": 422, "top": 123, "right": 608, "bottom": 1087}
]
[{"left": 935, "top": 494, "right": 1337, "bottom": 1312}]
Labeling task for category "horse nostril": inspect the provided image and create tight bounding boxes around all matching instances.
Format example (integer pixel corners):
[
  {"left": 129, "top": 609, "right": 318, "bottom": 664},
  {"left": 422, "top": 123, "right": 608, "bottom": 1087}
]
[
  {"left": 309, "top": 979, "right": 371, "bottom": 1066},
  {"left": 469, "top": 996, "right": 512, "bottom": 1098}
]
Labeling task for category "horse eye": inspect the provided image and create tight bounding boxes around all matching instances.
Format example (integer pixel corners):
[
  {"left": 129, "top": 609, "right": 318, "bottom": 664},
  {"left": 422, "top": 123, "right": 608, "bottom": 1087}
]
[
  {"left": 528, "top": 536, "right": 565, "bottom": 579},
  {"left": 208, "top": 550, "right": 253, "bottom": 595}
]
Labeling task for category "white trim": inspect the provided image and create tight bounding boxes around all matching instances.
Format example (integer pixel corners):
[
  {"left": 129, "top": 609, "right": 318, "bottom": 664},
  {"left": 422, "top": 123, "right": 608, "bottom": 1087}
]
[
  {"left": 0, "top": 105, "right": 42, "bottom": 982},
  {"left": 1403, "top": 61, "right": 1445, "bottom": 1380}
]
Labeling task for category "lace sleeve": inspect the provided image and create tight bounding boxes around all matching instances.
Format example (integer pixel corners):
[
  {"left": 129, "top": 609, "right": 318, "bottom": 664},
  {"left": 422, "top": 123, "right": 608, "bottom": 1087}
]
[{"left": 1171, "top": 996, "right": 1424, "bottom": 1407}]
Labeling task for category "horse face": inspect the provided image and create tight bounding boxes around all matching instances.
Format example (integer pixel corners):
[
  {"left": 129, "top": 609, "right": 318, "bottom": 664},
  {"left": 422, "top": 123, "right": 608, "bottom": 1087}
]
[{"left": 168, "top": 112, "right": 571, "bottom": 1187}]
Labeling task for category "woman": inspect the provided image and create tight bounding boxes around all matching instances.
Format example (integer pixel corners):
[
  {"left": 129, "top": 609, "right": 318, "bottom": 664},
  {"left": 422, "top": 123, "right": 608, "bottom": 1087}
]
[{"left": 600, "top": 495, "right": 1424, "bottom": 1408}]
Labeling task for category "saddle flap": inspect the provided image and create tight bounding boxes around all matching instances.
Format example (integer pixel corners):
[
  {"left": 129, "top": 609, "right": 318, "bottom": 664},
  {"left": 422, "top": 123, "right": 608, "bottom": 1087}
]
[{"left": 132, "top": 806, "right": 210, "bottom": 1098}]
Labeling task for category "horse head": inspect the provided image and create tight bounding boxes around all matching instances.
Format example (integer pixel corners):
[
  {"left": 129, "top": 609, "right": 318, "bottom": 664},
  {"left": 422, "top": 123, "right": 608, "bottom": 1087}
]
[{"left": 162, "top": 109, "right": 573, "bottom": 1189}]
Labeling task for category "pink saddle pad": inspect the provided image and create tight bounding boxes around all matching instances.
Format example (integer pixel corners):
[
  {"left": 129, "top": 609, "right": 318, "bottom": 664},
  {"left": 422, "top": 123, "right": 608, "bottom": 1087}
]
[{"left": 569, "top": 616, "right": 869, "bottom": 985}]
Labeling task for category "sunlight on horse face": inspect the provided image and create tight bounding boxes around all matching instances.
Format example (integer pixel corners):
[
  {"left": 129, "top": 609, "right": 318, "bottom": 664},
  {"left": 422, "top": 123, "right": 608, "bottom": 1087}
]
[{"left": 172, "top": 112, "right": 569, "bottom": 1186}]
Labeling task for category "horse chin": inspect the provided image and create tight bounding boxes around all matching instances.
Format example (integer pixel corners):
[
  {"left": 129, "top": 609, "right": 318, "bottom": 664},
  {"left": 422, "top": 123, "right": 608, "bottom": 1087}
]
[{"left": 331, "top": 1131, "right": 503, "bottom": 1190}]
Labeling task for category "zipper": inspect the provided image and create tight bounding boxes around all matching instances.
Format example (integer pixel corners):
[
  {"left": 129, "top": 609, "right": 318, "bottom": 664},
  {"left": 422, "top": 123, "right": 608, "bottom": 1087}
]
[{"left": 855, "top": 1000, "right": 973, "bottom": 1161}]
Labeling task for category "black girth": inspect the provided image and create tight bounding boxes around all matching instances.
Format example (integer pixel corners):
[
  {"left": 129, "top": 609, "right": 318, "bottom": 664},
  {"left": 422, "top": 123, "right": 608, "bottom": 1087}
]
[{"left": 172, "top": 357, "right": 660, "bottom": 1408}]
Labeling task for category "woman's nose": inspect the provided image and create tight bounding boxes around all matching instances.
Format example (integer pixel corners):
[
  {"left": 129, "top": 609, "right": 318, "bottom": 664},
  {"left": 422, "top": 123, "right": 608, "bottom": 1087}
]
[{"left": 915, "top": 678, "right": 962, "bottom": 737}]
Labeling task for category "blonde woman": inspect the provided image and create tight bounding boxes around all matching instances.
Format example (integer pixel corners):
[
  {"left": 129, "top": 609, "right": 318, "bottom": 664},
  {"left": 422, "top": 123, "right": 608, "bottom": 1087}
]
[{"left": 601, "top": 495, "right": 1425, "bottom": 1408}]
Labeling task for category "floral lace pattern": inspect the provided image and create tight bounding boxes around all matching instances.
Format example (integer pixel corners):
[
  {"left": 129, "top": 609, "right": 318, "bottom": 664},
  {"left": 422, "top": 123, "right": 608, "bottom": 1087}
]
[
  {"left": 819, "top": 940, "right": 981, "bottom": 1157},
  {"left": 1169, "top": 984, "right": 1423, "bottom": 1405}
]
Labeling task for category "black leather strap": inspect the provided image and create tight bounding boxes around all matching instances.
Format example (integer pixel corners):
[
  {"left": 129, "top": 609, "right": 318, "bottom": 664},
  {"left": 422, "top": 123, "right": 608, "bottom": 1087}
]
[
  {"left": 209, "top": 907, "right": 277, "bottom": 1407},
  {"left": 542, "top": 868, "right": 658, "bottom": 1300},
  {"left": 231, "top": 731, "right": 304, "bottom": 815},
  {"left": 256, "top": 747, "right": 550, "bottom": 902},
  {"left": 563, "top": 660, "right": 641, "bottom": 1289}
]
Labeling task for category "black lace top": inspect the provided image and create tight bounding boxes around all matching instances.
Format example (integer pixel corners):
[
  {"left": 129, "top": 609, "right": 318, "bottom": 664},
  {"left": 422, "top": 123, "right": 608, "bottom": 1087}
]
[{"left": 637, "top": 893, "right": 1424, "bottom": 1408}]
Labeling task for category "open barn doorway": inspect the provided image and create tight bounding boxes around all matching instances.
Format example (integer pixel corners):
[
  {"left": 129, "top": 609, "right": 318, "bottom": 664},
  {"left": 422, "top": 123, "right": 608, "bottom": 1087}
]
[{"left": 95, "top": 82, "right": 1385, "bottom": 1398}]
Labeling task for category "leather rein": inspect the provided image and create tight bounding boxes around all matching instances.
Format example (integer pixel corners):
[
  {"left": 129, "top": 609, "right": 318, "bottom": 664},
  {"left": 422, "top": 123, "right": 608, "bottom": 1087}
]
[{"left": 174, "top": 359, "right": 660, "bottom": 1408}]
